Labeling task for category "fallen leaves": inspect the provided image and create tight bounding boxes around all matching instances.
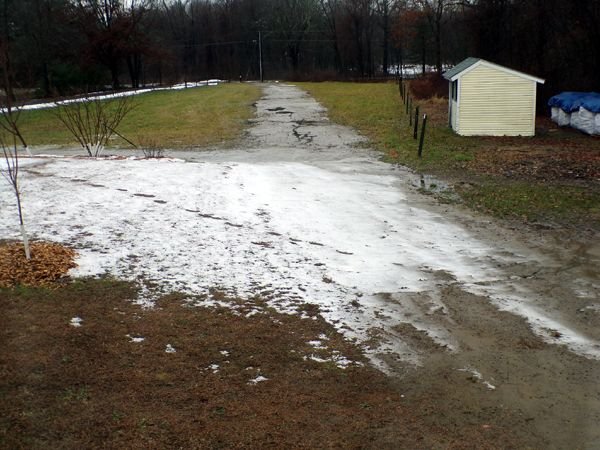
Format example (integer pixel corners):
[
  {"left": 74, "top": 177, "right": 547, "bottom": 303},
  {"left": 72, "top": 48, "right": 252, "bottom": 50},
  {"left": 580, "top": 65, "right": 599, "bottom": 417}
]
[
  {"left": 468, "top": 141, "right": 600, "bottom": 182},
  {"left": 0, "top": 241, "right": 77, "bottom": 288}
]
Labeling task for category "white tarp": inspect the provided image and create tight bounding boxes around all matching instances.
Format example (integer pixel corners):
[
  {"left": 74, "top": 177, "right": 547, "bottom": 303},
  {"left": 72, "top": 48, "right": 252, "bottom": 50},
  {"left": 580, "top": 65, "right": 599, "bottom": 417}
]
[
  {"left": 557, "top": 109, "right": 571, "bottom": 127},
  {"left": 549, "top": 92, "right": 600, "bottom": 133},
  {"left": 575, "top": 108, "right": 597, "bottom": 135}
]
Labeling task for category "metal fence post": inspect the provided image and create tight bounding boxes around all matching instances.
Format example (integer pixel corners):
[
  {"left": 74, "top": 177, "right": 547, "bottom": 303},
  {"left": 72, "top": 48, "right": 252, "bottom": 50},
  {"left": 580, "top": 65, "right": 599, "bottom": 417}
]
[
  {"left": 418, "top": 113, "right": 427, "bottom": 158},
  {"left": 413, "top": 106, "right": 419, "bottom": 139}
]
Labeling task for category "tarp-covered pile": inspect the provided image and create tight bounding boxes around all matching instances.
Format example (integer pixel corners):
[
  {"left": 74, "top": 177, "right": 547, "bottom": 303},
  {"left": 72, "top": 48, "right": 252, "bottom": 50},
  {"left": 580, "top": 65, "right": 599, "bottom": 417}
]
[{"left": 548, "top": 92, "right": 600, "bottom": 134}]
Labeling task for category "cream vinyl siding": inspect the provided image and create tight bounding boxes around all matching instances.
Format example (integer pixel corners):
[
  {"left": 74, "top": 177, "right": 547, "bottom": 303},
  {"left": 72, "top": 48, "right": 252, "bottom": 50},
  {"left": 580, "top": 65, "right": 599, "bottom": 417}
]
[
  {"left": 450, "top": 99, "right": 458, "bottom": 130},
  {"left": 457, "top": 65, "right": 536, "bottom": 136}
]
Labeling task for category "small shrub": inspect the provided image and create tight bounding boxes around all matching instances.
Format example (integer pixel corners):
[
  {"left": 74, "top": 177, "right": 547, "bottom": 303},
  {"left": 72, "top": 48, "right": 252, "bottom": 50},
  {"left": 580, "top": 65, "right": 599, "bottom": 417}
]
[
  {"left": 138, "top": 136, "right": 165, "bottom": 159},
  {"left": 410, "top": 73, "right": 448, "bottom": 100}
]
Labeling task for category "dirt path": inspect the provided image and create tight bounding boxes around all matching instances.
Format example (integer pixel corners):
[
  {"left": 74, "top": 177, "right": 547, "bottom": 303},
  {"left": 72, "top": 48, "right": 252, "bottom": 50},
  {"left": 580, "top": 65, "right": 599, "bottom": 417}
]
[{"left": 14, "top": 83, "right": 600, "bottom": 448}]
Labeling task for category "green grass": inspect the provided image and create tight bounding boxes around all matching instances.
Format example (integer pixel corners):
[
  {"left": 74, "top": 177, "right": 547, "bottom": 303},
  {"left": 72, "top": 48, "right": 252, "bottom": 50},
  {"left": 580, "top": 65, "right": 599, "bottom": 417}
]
[
  {"left": 457, "top": 180, "right": 600, "bottom": 224},
  {"left": 299, "top": 82, "right": 476, "bottom": 171},
  {"left": 299, "top": 82, "right": 600, "bottom": 228},
  {"left": 19, "top": 83, "right": 262, "bottom": 149}
]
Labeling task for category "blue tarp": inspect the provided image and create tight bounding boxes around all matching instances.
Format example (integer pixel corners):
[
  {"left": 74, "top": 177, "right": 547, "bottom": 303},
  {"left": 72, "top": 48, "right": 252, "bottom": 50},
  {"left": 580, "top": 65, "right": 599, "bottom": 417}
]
[{"left": 548, "top": 91, "right": 600, "bottom": 113}]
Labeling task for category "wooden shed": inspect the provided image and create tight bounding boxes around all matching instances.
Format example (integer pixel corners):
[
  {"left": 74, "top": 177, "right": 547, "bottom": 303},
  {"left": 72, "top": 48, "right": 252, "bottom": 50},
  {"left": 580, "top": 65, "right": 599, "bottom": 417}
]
[{"left": 443, "top": 58, "right": 545, "bottom": 136}]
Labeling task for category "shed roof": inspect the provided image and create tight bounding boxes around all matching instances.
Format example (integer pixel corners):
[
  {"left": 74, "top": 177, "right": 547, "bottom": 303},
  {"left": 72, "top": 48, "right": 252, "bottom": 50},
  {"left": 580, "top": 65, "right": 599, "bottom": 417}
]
[{"left": 443, "top": 58, "right": 545, "bottom": 84}]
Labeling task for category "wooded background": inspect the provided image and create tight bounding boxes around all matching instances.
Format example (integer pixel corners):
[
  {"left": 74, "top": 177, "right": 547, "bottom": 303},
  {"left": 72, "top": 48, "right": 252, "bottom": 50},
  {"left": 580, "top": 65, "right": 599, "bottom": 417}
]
[{"left": 1, "top": 0, "right": 598, "bottom": 104}]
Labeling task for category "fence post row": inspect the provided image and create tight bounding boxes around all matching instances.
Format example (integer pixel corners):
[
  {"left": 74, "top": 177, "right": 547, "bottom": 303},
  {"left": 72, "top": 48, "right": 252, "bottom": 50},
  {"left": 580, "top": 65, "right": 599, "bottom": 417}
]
[{"left": 398, "top": 82, "right": 426, "bottom": 158}]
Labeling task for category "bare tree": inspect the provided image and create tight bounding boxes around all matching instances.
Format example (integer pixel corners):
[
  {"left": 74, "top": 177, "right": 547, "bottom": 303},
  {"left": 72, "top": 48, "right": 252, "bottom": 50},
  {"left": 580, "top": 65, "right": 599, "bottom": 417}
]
[
  {"left": 319, "top": 0, "right": 343, "bottom": 73},
  {"left": 1, "top": 136, "right": 30, "bottom": 259},
  {"left": 413, "top": 0, "right": 456, "bottom": 73},
  {"left": 53, "top": 95, "right": 135, "bottom": 157},
  {"left": 0, "top": 105, "right": 29, "bottom": 154},
  {"left": 269, "top": 0, "right": 318, "bottom": 74}
]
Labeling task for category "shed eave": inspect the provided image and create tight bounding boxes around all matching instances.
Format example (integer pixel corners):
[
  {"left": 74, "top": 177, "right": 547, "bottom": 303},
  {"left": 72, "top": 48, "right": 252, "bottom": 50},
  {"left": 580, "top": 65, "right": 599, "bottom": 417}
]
[{"left": 447, "top": 59, "right": 545, "bottom": 84}]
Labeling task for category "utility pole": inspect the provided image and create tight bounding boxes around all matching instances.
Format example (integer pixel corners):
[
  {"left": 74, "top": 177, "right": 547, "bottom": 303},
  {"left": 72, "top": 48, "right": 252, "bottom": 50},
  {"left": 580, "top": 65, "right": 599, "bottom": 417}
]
[{"left": 258, "top": 31, "right": 263, "bottom": 82}]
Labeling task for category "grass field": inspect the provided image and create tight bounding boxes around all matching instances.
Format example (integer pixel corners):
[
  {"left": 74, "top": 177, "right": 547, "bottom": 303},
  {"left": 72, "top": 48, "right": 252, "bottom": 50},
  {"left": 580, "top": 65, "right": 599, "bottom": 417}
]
[
  {"left": 299, "top": 82, "right": 600, "bottom": 229},
  {"left": 19, "top": 83, "right": 262, "bottom": 149}
]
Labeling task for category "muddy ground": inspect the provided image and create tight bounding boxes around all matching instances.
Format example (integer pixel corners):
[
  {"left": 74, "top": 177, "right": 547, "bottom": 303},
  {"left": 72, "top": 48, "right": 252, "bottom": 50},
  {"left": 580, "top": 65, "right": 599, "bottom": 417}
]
[{"left": 8, "top": 83, "right": 600, "bottom": 449}]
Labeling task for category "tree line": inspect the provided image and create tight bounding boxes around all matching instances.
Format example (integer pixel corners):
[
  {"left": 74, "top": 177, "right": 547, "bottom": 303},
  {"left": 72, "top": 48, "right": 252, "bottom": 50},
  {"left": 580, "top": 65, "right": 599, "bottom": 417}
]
[{"left": 1, "top": 0, "right": 598, "bottom": 102}]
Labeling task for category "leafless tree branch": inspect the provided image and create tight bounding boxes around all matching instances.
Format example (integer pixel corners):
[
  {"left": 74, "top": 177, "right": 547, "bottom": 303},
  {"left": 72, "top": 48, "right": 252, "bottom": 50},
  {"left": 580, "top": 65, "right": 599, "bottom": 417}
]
[{"left": 53, "top": 95, "right": 136, "bottom": 157}]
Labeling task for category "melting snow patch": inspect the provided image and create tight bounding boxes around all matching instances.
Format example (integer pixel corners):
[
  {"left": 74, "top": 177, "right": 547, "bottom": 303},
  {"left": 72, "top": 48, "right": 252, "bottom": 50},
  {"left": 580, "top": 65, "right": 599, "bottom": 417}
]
[
  {"left": 307, "top": 340, "right": 327, "bottom": 349},
  {"left": 220, "top": 350, "right": 230, "bottom": 356},
  {"left": 580, "top": 304, "right": 600, "bottom": 313},
  {"left": 165, "top": 344, "right": 177, "bottom": 353},
  {"left": 6, "top": 80, "right": 226, "bottom": 113},
  {"left": 248, "top": 375, "right": 269, "bottom": 385},
  {"left": 126, "top": 334, "right": 145, "bottom": 343},
  {"left": 304, "top": 351, "right": 361, "bottom": 369},
  {"left": 70, "top": 317, "right": 83, "bottom": 327},
  {"left": 458, "top": 367, "right": 496, "bottom": 390},
  {"left": 305, "top": 355, "right": 328, "bottom": 363},
  {"left": 207, "top": 364, "right": 220, "bottom": 373}
]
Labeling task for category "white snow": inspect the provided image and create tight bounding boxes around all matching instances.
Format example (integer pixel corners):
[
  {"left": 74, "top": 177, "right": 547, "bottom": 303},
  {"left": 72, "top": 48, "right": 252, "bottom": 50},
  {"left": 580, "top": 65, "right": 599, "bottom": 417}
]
[
  {"left": 70, "top": 317, "right": 83, "bottom": 327},
  {"left": 126, "top": 334, "right": 145, "bottom": 343},
  {"left": 307, "top": 340, "right": 326, "bottom": 349},
  {"left": 304, "top": 352, "right": 361, "bottom": 369},
  {"left": 247, "top": 375, "right": 269, "bottom": 384},
  {"left": 165, "top": 344, "right": 176, "bottom": 353},
  {"left": 3, "top": 80, "right": 225, "bottom": 113}
]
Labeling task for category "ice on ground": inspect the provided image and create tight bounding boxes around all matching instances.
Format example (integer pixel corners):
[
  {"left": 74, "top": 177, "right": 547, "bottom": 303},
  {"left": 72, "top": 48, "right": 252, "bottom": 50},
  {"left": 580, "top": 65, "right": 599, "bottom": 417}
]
[
  {"left": 248, "top": 375, "right": 269, "bottom": 384},
  {"left": 165, "top": 344, "right": 176, "bottom": 353},
  {"left": 126, "top": 335, "right": 145, "bottom": 343},
  {"left": 69, "top": 317, "right": 83, "bottom": 327}
]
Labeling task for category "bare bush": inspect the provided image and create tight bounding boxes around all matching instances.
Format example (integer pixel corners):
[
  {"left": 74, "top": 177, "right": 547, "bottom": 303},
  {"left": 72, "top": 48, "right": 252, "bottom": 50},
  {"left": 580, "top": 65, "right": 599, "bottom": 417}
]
[
  {"left": 1, "top": 137, "right": 30, "bottom": 260},
  {"left": 53, "top": 95, "right": 135, "bottom": 157},
  {"left": 142, "top": 147, "right": 164, "bottom": 158},
  {"left": 409, "top": 73, "right": 448, "bottom": 100},
  {"left": 138, "top": 136, "right": 164, "bottom": 159}
]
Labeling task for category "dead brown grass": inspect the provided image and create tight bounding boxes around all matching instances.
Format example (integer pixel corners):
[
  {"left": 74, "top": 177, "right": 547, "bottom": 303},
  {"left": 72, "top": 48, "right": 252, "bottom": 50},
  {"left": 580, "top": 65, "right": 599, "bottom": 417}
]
[{"left": 0, "top": 279, "right": 524, "bottom": 449}]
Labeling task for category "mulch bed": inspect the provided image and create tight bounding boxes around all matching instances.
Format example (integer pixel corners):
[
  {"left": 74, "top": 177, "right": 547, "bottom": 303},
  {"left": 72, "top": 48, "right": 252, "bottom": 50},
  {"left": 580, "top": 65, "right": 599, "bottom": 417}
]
[{"left": 0, "top": 241, "right": 77, "bottom": 288}]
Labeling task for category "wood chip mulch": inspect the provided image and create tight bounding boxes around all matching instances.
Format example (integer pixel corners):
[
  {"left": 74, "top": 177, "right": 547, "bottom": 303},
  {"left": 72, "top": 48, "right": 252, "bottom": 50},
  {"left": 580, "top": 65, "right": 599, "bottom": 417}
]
[{"left": 0, "top": 241, "right": 77, "bottom": 288}]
